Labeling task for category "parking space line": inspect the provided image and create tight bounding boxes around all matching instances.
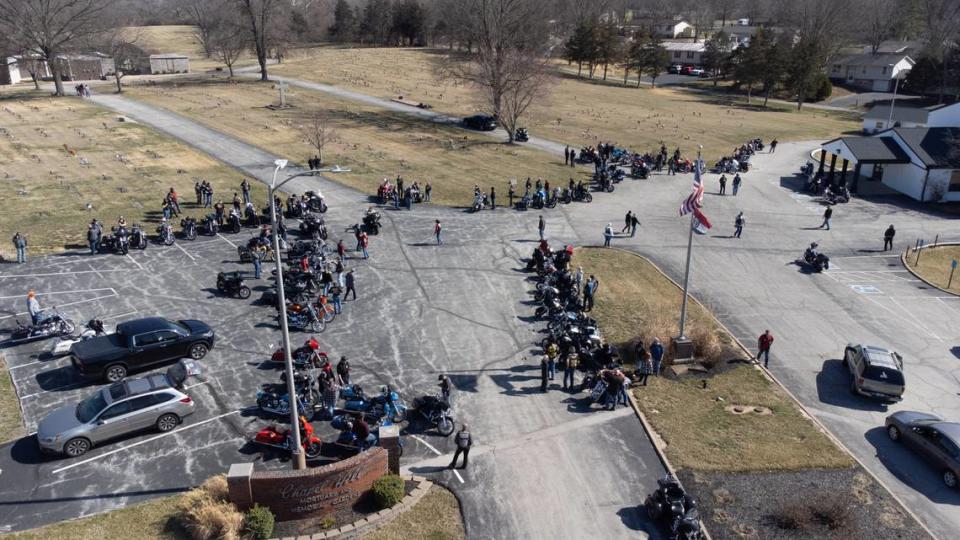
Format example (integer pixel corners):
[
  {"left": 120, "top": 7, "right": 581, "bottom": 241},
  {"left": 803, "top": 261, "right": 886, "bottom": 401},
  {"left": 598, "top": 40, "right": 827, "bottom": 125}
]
[
  {"left": 173, "top": 242, "right": 197, "bottom": 261},
  {"left": 410, "top": 434, "right": 464, "bottom": 483},
  {"left": 18, "top": 381, "right": 87, "bottom": 399},
  {"left": 126, "top": 253, "right": 144, "bottom": 271},
  {"left": 0, "top": 269, "right": 128, "bottom": 279},
  {"left": 0, "top": 288, "right": 115, "bottom": 299},
  {"left": 216, "top": 233, "right": 238, "bottom": 248},
  {"left": 0, "top": 293, "right": 118, "bottom": 321},
  {"left": 51, "top": 410, "right": 241, "bottom": 475},
  {"left": 862, "top": 296, "right": 943, "bottom": 342}
]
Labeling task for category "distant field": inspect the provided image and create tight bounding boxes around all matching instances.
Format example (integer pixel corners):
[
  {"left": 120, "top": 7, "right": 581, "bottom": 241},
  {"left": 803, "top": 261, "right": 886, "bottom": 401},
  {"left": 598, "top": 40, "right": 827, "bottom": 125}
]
[
  {"left": 124, "top": 78, "right": 589, "bottom": 206},
  {"left": 0, "top": 86, "right": 266, "bottom": 255},
  {"left": 274, "top": 46, "right": 861, "bottom": 161},
  {"left": 123, "top": 25, "right": 254, "bottom": 73}
]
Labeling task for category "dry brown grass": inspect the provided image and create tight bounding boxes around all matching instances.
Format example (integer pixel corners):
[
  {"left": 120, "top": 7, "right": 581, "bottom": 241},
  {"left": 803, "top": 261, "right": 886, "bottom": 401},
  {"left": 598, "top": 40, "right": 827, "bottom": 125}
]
[
  {"left": 906, "top": 245, "right": 960, "bottom": 293},
  {"left": 176, "top": 476, "right": 244, "bottom": 540},
  {"left": 0, "top": 86, "right": 268, "bottom": 255},
  {"left": 1, "top": 496, "right": 186, "bottom": 540},
  {"left": 363, "top": 485, "right": 465, "bottom": 540},
  {"left": 122, "top": 25, "right": 254, "bottom": 73},
  {"left": 273, "top": 46, "right": 860, "bottom": 160},
  {"left": 0, "top": 354, "right": 25, "bottom": 443},
  {"left": 124, "top": 77, "right": 588, "bottom": 206},
  {"left": 573, "top": 247, "right": 852, "bottom": 472}
]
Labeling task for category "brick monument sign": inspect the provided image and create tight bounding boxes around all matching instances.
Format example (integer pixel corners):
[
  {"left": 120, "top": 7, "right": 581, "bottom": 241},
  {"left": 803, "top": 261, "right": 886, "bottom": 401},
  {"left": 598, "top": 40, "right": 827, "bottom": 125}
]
[{"left": 227, "top": 448, "right": 389, "bottom": 521}]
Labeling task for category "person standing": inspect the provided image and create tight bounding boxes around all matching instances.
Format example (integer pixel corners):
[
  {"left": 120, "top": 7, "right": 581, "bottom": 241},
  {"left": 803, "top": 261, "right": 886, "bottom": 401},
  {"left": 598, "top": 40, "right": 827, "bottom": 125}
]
[
  {"left": 241, "top": 179, "right": 251, "bottom": 205},
  {"left": 630, "top": 213, "right": 640, "bottom": 237},
  {"left": 359, "top": 231, "right": 369, "bottom": 259},
  {"left": 232, "top": 192, "right": 242, "bottom": 214},
  {"left": 250, "top": 246, "right": 262, "bottom": 279},
  {"left": 448, "top": 425, "right": 472, "bottom": 469},
  {"left": 424, "top": 183, "right": 432, "bottom": 202},
  {"left": 756, "top": 330, "right": 774, "bottom": 367},
  {"left": 337, "top": 238, "right": 346, "bottom": 259},
  {"left": 508, "top": 183, "right": 516, "bottom": 208},
  {"left": 650, "top": 338, "right": 664, "bottom": 376},
  {"left": 883, "top": 225, "right": 896, "bottom": 251},
  {"left": 820, "top": 207, "right": 832, "bottom": 230},
  {"left": 12, "top": 232, "right": 27, "bottom": 263},
  {"left": 719, "top": 175, "right": 727, "bottom": 195},
  {"left": 336, "top": 356, "right": 351, "bottom": 385},
  {"left": 639, "top": 352, "right": 653, "bottom": 385},
  {"left": 194, "top": 181, "right": 202, "bottom": 205},
  {"left": 583, "top": 275, "right": 598, "bottom": 312},
  {"left": 621, "top": 211, "right": 632, "bottom": 233},
  {"left": 538, "top": 215, "right": 545, "bottom": 241},
  {"left": 732, "top": 174, "right": 742, "bottom": 196},
  {"left": 344, "top": 270, "right": 356, "bottom": 300},
  {"left": 489, "top": 186, "right": 496, "bottom": 210},
  {"left": 574, "top": 266, "right": 584, "bottom": 294},
  {"left": 321, "top": 377, "right": 339, "bottom": 419},
  {"left": 770, "top": 139, "right": 778, "bottom": 153},
  {"left": 603, "top": 223, "right": 613, "bottom": 247},
  {"left": 540, "top": 355, "right": 550, "bottom": 392},
  {"left": 563, "top": 352, "right": 579, "bottom": 391},
  {"left": 564, "top": 146, "right": 570, "bottom": 166},
  {"left": 438, "top": 374, "right": 452, "bottom": 403},
  {"left": 434, "top": 220, "right": 443, "bottom": 246},
  {"left": 546, "top": 341, "right": 558, "bottom": 380},
  {"left": 87, "top": 220, "right": 102, "bottom": 255},
  {"left": 734, "top": 212, "right": 745, "bottom": 238}
]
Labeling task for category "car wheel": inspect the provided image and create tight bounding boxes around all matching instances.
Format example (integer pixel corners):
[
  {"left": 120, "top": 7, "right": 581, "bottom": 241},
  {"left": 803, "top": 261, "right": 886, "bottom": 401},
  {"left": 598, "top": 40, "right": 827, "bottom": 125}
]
[
  {"left": 156, "top": 413, "right": 180, "bottom": 432},
  {"left": 944, "top": 470, "right": 958, "bottom": 489},
  {"left": 105, "top": 364, "right": 127, "bottom": 382},
  {"left": 887, "top": 425, "right": 901, "bottom": 442},
  {"left": 189, "top": 343, "right": 209, "bottom": 360},
  {"left": 64, "top": 437, "right": 91, "bottom": 457}
]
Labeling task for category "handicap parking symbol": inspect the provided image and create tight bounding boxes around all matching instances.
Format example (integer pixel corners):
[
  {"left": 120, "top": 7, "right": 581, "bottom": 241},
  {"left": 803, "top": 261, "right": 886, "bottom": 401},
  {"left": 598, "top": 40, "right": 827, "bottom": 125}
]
[{"left": 850, "top": 285, "right": 882, "bottom": 294}]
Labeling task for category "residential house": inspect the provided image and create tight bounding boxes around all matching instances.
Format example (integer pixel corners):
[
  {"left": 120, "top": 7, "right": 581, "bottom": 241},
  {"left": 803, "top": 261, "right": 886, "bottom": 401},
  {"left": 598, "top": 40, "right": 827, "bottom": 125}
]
[
  {"left": 149, "top": 54, "right": 190, "bottom": 75},
  {"left": 663, "top": 41, "right": 705, "bottom": 66},
  {"left": 622, "top": 13, "right": 693, "bottom": 38},
  {"left": 829, "top": 53, "right": 914, "bottom": 92},
  {"left": 654, "top": 20, "right": 693, "bottom": 39},
  {"left": 862, "top": 102, "right": 960, "bottom": 133},
  {"left": 0, "top": 57, "right": 20, "bottom": 85},
  {"left": 862, "top": 40, "right": 921, "bottom": 55}
]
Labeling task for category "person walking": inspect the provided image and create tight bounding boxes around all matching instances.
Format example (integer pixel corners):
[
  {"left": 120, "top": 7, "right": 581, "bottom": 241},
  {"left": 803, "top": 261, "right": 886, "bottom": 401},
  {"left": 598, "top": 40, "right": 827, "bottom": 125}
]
[
  {"left": 603, "top": 223, "right": 614, "bottom": 247},
  {"left": 820, "top": 207, "right": 832, "bottom": 230},
  {"left": 434, "top": 220, "right": 443, "bottom": 246},
  {"left": 87, "top": 220, "right": 102, "bottom": 255},
  {"left": 250, "top": 246, "right": 262, "bottom": 279},
  {"left": 489, "top": 186, "right": 496, "bottom": 210},
  {"left": 540, "top": 355, "right": 550, "bottom": 392},
  {"left": 756, "top": 330, "right": 774, "bottom": 367},
  {"left": 538, "top": 215, "right": 545, "bottom": 241},
  {"left": 448, "top": 425, "right": 472, "bottom": 469},
  {"left": 732, "top": 174, "right": 742, "bottom": 196},
  {"left": 650, "top": 338, "right": 664, "bottom": 376},
  {"left": 719, "top": 174, "right": 727, "bottom": 195},
  {"left": 12, "top": 232, "right": 27, "bottom": 263},
  {"left": 563, "top": 352, "right": 579, "bottom": 391},
  {"left": 630, "top": 213, "right": 640, "bottom": 237},
  {"left": 734, "top": 212, "right": 745, "bottom": 238},
  {"left": 564, "top": 146, "right": 570, "bottom": 165},
  {"left": 770, "top": 139, "right": 778, "bottom": 153},
  {"left": 438, "top": 374, "right": 452, "bottom": 403},
  {"left": 583, "top": 275, "right": 598, "bottom": 312},
  {"left": 344, "top": 270, "right": 356, "bottom": 300},
  {"left": 621, "top": 211, "right": 632, "bottom": 233},
  {"left": 359, "top": 231, "right": 369, "bottom": 259},
  {"left": 883, "top": 225, "right": 896, "bottom": 251},
  {"left": 638, "top": 351, "right": 653, "bottom": 386},
  {"left": 337, "top": 239, "right": 346, "bottom": 259}
]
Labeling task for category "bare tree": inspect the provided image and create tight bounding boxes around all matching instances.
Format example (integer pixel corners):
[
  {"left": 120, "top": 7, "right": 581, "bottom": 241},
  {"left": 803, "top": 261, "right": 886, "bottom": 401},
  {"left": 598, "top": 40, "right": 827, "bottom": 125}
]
[
  {"left": 499, "top": 51, "right": 553, "bottom": 143},
  {"left": 300, "top": 111, "right": 337, "bottom": 166},
  {"left": 0, "top": 0, "right": 115, "bottom": 96},
  {"left": 99, "top": 27, "right": 143, "bottom": 93},
  {"left": 181, "top": 0, "right": 224, "bottom": 58},
  {"left": 858, "top": 0, "right": 900, "bottom": 54},
  {"left": 209, "top": 18, "right": 247, "bottom": 76},
  {"left": 920, "top": 0, "right": 960, "bottom": 103},
  {"left": 236, "top": 0, "right": 281, "bottom": 81}
]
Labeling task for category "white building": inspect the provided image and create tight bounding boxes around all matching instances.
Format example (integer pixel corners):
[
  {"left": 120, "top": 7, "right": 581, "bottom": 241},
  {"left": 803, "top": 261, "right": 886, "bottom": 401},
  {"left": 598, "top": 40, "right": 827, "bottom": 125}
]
[
  {"left": 829, "top": 53, "right": 914, "bottom": 92},
  {"left": 663, "top": 41, "right": 705, "bottom": 66},
  {"left": 0, "top": 57, "right": 21, "bottom": 85},
  {"left": 655, "top": 20, "right": 693, "bottom": 39},
  {"left": 149, "top": 54, "right": 190, "bottom": 75},
  {"left": 862, "top": 102, "right": 960, "bottom": 134}
]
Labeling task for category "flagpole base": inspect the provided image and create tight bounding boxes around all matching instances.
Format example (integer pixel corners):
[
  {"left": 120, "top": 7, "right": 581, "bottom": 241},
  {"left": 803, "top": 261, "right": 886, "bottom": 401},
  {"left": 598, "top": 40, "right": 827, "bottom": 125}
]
[{"left": 671, "top": 336, "right": 695, "bottom": 365}]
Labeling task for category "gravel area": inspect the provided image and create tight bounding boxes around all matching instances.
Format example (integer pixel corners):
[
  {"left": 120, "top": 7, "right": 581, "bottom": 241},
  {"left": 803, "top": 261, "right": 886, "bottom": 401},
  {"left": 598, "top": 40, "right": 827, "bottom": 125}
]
[{"left": 677, "top": 467, "right": 931, "bottom": 540}]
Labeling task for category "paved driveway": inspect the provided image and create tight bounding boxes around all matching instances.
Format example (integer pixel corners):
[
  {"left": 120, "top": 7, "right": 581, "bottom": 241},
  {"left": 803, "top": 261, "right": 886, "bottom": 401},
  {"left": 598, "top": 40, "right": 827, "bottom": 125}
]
[{"left": 0, "top": 95, "right": 666, "bottom": 538}]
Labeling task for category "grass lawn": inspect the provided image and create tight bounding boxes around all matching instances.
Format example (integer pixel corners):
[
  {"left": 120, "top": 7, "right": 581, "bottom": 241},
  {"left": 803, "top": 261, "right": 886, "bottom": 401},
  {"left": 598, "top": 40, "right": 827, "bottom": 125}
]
[
  {"left": 363, "top": 485, "right": 465, "bottom": 540},
  {"left": 573, "top": 247, "right": 852, "bottom": 472},
  {"left": 907, "top": 245, "right": 960, "bottom": 294},
  {"left": 273, "top": 46, "right": 861, "bottom": 160},
  {"left": 0, "top": 85, "right": 268, "bottom": 255},
  {"left": 0, "top": 496, "right": 185, "bottom": 540},
  {"left": 124, "top": 78, "right": 588, "bottom": 206},
  {"left": 121, "top": 25, "right": 254, "bottom": 73},
  {"left": 0, "top": 355, "right": 25, "bottom": 444}
]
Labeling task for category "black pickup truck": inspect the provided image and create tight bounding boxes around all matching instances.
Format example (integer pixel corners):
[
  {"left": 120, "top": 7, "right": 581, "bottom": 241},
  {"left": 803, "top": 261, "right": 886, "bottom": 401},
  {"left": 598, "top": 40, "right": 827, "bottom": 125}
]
[{"left": 70, "top": 317, "right": 215, "bottom": 382}]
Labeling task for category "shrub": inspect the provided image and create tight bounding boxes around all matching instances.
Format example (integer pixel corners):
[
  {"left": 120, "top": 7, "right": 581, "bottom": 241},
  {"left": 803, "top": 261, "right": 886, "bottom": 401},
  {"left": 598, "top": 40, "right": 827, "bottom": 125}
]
[
  {"left": 772, "top": 502, "right": 811, "bottom": 530},
  {"left": 199, "top": 475, "right": 229, "bottom": 501},
  {"left": 371, "top": 475, "right": 406, "bottom": 509},
  {"left": 243, "top": 505, "right": 275, "bottom": 540},
  {"left": 177, "top": 475, "right": 244, "bottom": 540},
  {"left": 811, "top": 496, "right": 850, "bottom": 530},
  {"left": 813, "top": 74, "right": 833, "bottom": 101}
]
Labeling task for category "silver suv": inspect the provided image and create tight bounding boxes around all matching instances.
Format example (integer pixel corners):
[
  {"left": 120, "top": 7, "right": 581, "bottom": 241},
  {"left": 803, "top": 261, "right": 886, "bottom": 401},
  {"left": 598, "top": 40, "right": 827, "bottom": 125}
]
[
  {"left": 37, "top": 371, "right": 195, "bottom": 457},
  {"left": 843, "top": 344, "right": 905, "bottom": 402}
]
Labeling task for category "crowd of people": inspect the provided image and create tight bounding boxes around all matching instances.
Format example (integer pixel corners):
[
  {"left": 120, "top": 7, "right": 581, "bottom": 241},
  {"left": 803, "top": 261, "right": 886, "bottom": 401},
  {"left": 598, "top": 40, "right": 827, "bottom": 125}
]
[{"left": 377, "top": 176, "right": 432, "bottom": 209}]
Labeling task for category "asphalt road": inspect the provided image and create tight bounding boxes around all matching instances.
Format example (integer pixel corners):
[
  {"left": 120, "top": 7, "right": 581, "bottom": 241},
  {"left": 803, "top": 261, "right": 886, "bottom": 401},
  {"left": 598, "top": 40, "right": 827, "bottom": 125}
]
[{"left": 0, "top": 94, "right": 667, "bottom": 539}]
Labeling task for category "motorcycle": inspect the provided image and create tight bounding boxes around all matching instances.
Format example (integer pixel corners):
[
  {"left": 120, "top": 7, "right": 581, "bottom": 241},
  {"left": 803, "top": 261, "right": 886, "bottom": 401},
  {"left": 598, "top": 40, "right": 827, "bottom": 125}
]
[
  {"left": 130, "top": 224, "right": 147, "bottom": 250},
  {"left": 799, "top": 243, "right": 830, "bottom": 273},
  {"left": 472, "top": 193, "right": 488, "bottom": 212},
  {"left": 413, "top": 394, "right": 455, "bottom": 436},
  {"left": 256, "top": 386, "right": 319, "bottom": 419},
  {"left": 156, "top": 222, "right": 175, "bottom": 245},
  {"left": 823, "top": 184, "right": 850, "bottom": 205},
  {"left": 330, "top": 415, "right": 405, "bottom": 456},
  {"left": 270, "top": 338, "right": 329, "bottom": 369},
  {"left": 200, "top": 214, "right": 219, "bottom": 236},
  {"left": 514, "top": 127, "right": 529, "bottom": 142},
  {"left": 644, "top": 474, "right": 705, "bottom": 540},
  {"left": 100, "top": 226, "right": 130, "bottom": 255},
  {"left": 362, "top": 211, "right": 382, "bottom": 235},
  {"left": 226, "top": 210, "right": 242, "bottom": 234},
  {"left": 304, "top": 190, "right": 328, "bottom": 213},
  {"left": 251, "top": 416, "right": 323, "bottom": 459},
  {"left": 7, "top": 309, "right": 76, "bottom": 345},
  {"left": 216, "top": 271, "right": 252, "bottom": 299},
  {"left": 285, "top": 304, "right": 325, "bottom": 332},
  {"left": 299, "top": 213, "right": 327, "bottom": 240},
  {"left": 343, "top": 385, "right": 407, "bottom": 424},
  {"left": 238, "top": 238, "right": 275, "bottom": 263},
  {"left": 49, "top": 318, "right": 106, "bottom": 356},
  {"left": 180, "top": 217, "right": 198, "bottom": 240}
]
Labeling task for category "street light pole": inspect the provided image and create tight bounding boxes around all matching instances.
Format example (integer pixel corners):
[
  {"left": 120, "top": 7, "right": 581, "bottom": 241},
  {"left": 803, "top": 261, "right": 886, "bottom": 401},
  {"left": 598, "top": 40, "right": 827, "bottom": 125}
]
[{"left": 886, "top": 75, "right": 901, "bottom": 131}]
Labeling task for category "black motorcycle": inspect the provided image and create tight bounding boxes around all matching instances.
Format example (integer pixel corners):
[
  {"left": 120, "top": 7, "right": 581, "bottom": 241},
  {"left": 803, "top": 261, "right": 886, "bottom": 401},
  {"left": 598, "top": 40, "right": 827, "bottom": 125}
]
[
  {"left": 514, "top": 127, "right": 529, "bottom": 142},
  {"left": 226, "top": 211, "right": 242, "bottom": 234},
  {"left": 200, "top": 214, "right": 219, "bottom": 236},
  {"left": 362, "top": 211, "right": 381, "bottom": 235},
  {"left": 800, "top": 244, "right": 830, "bottom": 273},
  {"left": 304, "top": 191, "right": 328, "bottom": 213},
  {"left": 8, "top": 309, "right": 76, "bottom": 345},
  {"left": 299, "top": 213, "right": 327, "bottom": 240},
  {"left": 180, "top": 217, "right": 198, "bottom": 240},
  {"left": 99, "top": 226, "right": 130, "bottom": 254},
  {"left": 413, "top": 394, "right": 455, "bottom": 436},
  {"left": 130, "top": 224, "right": 147, "bottom": 250},
  {"left": 216, "top": 271, "right": 252, "bottom": 299},
  {"left": 645, "top": 474, "right": 704, "bottom": 540}
]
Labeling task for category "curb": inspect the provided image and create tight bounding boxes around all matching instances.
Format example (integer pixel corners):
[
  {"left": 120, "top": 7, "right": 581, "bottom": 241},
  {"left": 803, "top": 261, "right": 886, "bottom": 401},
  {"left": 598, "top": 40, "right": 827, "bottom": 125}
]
[
  {"left": 601, "top": 246, "right": 938, "bottom": 540},
  {"left": 901, "top": 243, "right": 960, "bottom": 298}
]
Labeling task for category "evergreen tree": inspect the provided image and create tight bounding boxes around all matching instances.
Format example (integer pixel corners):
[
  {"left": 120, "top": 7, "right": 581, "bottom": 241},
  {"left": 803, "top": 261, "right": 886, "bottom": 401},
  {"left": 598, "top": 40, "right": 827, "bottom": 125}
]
[
  {"left": 595, "top": 20, "right": 622, "bottom": 81},
  {"left": 329, "top": 0, "right": 356, "bottom": 43},
  {"left": 564, "top": 20, "right": 599, "bottom": 78},
  {"left": 392, "top": 0, "right": 425, "bottom": 46},
  {"left": 359, "top": 0, "right": 391, "bottom": 45},
  {"left": 702, "top": 31, "right": 733, "bottom": 86}
]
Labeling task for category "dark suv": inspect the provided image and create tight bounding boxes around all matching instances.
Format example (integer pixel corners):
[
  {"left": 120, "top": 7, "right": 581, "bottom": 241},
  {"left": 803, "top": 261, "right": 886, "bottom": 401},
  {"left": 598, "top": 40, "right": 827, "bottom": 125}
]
[
  {"left": 843, "top": 344, "right": 905, "bottom": 402},
  {"left": 463, "top": 114, "right": 498, "bottom": 131}
]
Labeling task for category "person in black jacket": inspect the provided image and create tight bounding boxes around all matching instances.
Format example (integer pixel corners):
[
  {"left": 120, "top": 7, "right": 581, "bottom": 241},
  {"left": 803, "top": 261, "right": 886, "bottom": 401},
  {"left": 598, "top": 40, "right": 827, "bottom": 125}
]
[{"left": 449, "top": 424, "right": 473, "bottom": 469}]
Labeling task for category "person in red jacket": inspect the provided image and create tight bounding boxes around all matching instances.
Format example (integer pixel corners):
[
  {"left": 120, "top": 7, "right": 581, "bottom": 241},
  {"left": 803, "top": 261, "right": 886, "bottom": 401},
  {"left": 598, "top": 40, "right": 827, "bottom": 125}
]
[{"left": 757, "top": 330, "right": 774, "bottom": 367}]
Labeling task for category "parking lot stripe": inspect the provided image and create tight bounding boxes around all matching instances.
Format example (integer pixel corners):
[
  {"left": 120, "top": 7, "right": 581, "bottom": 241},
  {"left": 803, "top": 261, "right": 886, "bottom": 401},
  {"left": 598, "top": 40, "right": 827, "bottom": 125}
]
[
  {"left": 409, "top": 435, "right": 465, "bottom": 484},
  {"left": 51, "top": 410, "right": 241, "bottom": 475},
  {"left": 216, "top": 233, "right": 237, "bottom": 248},
  {"left": 0, "top": 288, "right": 115, "bottom": 299},
  {"left": 125, "top": 253, "right": 144, "bottom": 271},
  {"left": 0, "top": 293, "right": 118, "bottom": 321},
  {"left": 0, "top": 269, "right": 129, "bottom": 279},
  {"left": 18, "top": 381, "right": 87, "bottom": 399},
  {"left": 173, "top": 242, "right": 197, "bottom": 261}
]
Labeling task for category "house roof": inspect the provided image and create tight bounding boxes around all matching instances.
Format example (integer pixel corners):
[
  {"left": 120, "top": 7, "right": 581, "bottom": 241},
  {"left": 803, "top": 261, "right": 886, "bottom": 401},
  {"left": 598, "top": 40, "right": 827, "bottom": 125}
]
[
  {"left": 149, "top": 54, "right": 189, "bottom": 60},
  {"left": 893, "top": 127, "right": 960, "bottom": 169},
  {"left": 835, "top": 53, "right": 914, "bottom": 68},
  {"left": 863, "top": 105, "right": 930, "bottom": 123},
  {"left": 828, "top": 136, "right": 911, "bottom": 163},
  {"left": 870, "top": 40, "right": 921, "bottom": 54},
  {"left": 662, "top": 41, "right": 705, "bottom": 52}
]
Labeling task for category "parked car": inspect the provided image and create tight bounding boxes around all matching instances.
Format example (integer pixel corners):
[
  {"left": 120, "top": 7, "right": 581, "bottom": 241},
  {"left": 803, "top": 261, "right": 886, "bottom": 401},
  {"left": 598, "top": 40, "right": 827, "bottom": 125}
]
[
  {"left": 37, "top": 366, "right": 197, "bottom": 457},
  {"left": 70, "top": 317, "right": 214, "bottom": 382},
  {"left": 698, "top": 70, "right": 715, "bottom": 78},
  {"left": 680, "top": 65, "right": 696, "bottom": 75},
  {"left": 668, "top": 64, "right": 683, "bottom": 74},
  {"left": 843, "top": 344, "right": 905, "bottom": 402},
  {"left": 463, "top": 114, "right": 498, "bottom": 131},
  {"left": 885, "top": 411, "right": 960, "bottom": 488},
  {"left": 688, "top": 68, "right": 705, "bottom": 76}
]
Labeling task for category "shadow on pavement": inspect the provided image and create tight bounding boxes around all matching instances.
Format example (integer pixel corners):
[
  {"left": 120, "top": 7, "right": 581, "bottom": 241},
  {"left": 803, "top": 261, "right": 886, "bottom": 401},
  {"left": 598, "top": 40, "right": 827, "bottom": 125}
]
[
  {"left": 815, "top": 359, "right": 888, "bottom": 412},
  {"left": 864, "top": 426, "right": 960, "bottom": 505}
]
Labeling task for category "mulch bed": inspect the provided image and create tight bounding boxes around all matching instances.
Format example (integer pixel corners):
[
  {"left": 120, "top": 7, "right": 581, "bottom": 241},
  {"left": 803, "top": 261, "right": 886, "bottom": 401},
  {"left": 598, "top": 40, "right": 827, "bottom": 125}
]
[
  {"left": 273, "top": 479, "right": 419, "bottom": 537},
  {"left": 677, "top": 467, "right": 930, "bottom": 540}
]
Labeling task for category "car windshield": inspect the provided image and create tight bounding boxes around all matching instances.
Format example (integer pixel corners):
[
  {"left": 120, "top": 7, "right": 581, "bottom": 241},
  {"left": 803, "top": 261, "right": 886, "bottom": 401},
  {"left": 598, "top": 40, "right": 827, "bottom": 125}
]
[
  {"left": 76, "top": 391, "right": 108, "bottom": 423},
  {"left": 864, "top": 365, "right": 905, "bottom": 385},
  {"left": 170, "top": 321, "right": 190, "bottom": 334}
]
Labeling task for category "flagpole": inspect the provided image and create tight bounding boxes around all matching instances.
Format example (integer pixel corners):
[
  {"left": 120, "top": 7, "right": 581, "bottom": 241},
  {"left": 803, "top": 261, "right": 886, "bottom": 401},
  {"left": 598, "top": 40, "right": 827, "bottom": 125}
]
[{"left": 677, "top": 146, "right": 702, "bottom": 340}]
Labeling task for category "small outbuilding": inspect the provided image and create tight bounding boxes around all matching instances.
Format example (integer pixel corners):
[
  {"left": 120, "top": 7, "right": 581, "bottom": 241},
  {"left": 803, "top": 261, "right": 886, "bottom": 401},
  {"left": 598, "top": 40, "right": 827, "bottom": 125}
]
[
  {"left": 149, "top": 54, "right": 190, "bottom": 75},
  {"left": 0, "top": 57, "right": 21, "bottom": 85}
]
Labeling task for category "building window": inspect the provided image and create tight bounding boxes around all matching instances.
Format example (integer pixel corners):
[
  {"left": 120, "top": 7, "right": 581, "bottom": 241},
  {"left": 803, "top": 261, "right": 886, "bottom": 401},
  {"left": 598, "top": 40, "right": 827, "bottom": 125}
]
[
  {"left": 674, "top": 51, "right": 681, "bottom": 58},
  {"left": 832, "top": 65, "right": 840, "bottom": 73},
  {"left": 687, "top": 51, "right": 694, "bottom": 59},
  {"left": 950, "top": 170, "right": 960, "bottom": 192},
  {"left": 875, "top": 121, "right": 884, "bottom": 130},
  {"left": 871, "top": 163, "right": 884, "bottom": 180}
]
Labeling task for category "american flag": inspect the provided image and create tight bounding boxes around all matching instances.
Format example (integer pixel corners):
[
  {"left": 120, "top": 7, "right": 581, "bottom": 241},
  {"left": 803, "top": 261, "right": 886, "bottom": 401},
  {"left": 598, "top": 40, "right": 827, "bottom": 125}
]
[{"left": 679, "top": 158, "right": 705, "bottom": 216}]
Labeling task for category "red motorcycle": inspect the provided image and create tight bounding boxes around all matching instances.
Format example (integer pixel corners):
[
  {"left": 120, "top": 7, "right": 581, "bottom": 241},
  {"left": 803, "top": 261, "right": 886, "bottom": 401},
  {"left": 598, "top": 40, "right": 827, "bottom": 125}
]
[
  {"left": 252, "top": 416, "right": 323, "bottom": 459},
  {"left": 270, "top": 337, "right": 328, "bottom": 369}
]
